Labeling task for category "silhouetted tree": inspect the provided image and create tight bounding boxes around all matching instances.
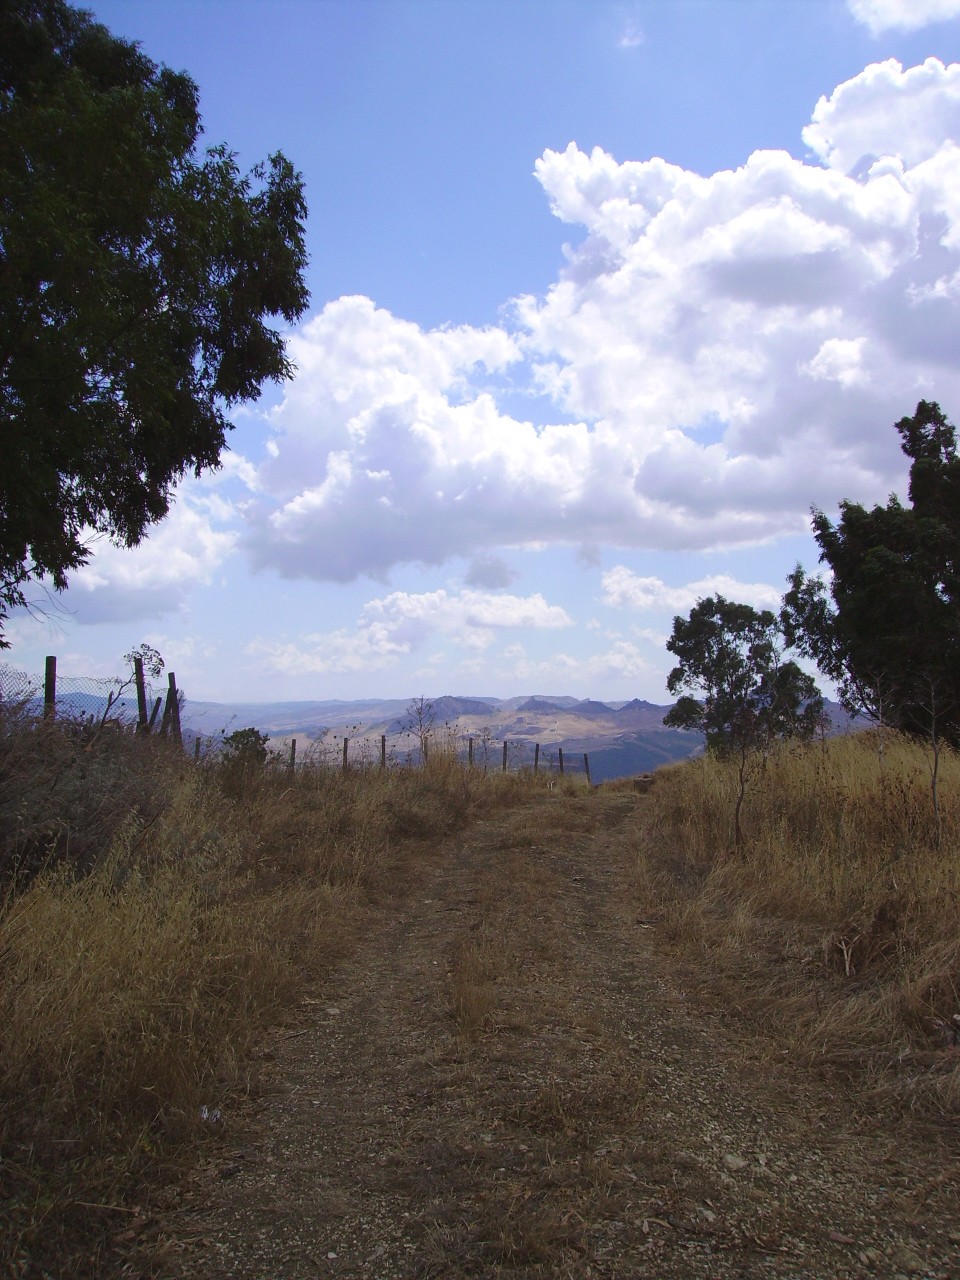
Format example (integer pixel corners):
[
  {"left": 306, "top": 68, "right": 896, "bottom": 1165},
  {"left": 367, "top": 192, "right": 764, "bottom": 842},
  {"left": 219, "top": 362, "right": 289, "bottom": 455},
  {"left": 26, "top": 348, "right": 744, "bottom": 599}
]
[
  {"left": 665, "top": 595, "right": 823, "bottom": 846},
  {"left": 0, "top": 0, "right": 309, "bottom": 640}
]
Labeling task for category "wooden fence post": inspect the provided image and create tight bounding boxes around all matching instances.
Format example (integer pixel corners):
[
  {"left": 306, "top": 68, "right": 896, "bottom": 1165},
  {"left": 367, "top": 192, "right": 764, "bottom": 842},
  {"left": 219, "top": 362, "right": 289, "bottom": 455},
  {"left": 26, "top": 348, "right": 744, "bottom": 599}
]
[
  {"left": 583, "top": 753, "right": 591, "bottom": 786},
  {"left": 166, "top": 672, "right": 182, "bottom": 744},
  {"left": 342, "top": 737, "right": 349, "bottom": 773},
  {"left": 558, "top": 747, "right": 564, "bottom": 776},
  {"left": 468, "top": 737, "right": 474, "bottom": 767},
  {"left": 502, "top": 741, "right": 508, "bottom": 773},
  {"left": 133, "top": 656, "right": 148, "bottom": 732},
  {"left": 381, "top": 734, "right": 387, "bottom": 770},
  {"left": 194, "top": 736, "right": 202, "bottom": 761},
  {"left": 289, "top": 738, "right": 297, "bottom": 772},
  {"left": 147, "top": 695, "right": 163, "bottom": 732},
  {"left": 43, "top": 655, "right": 56, "bottom": 720},
  {"left": 534, "top": 742, "right": 540, "bottom": 775}
]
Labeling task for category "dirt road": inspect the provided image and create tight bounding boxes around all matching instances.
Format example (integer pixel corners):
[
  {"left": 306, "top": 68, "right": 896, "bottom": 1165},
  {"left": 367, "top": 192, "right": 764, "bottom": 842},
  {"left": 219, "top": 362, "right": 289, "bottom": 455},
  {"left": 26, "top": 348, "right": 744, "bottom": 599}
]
[{"left": 138, "top": 790, "right": 959, "bottom": 1279}]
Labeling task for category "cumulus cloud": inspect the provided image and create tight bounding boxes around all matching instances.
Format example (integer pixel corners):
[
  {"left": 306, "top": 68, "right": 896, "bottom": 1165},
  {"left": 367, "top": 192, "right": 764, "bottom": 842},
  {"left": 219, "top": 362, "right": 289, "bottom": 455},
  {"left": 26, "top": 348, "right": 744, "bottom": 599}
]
[
  {"left": 848, "top": 0, "right": 960, "bottom": 33},
  {"left": 249, "top": 586, "right": 572, "bottom": 675},
  {"left": 601, "top": 566, "right": 783, "bottom": 613},
  {"left": 504, "top": 638, "right": 652, "bottom": 684},
  {"left": 65, "top": 488, "right": 238, "bottom": 623},
  {"left": 241, "top": 61, "right": 960, "bottom": 585},
  {"left": 803, "top": 58, "right": 960, "bottom": 172},
  {"left": 464, "top": 555, "right": 520, "bottom": 589}
]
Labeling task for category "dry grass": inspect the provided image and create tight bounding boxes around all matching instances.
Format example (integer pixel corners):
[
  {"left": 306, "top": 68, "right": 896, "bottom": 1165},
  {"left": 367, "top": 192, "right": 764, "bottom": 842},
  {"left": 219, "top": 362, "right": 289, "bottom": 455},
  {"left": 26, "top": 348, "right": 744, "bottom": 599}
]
[
  {"left": 633, "top": 731, "right": 960, "bottom": 1111},
  {"left": 0, "top": 711, "right": 541, "bottom": 1276}
]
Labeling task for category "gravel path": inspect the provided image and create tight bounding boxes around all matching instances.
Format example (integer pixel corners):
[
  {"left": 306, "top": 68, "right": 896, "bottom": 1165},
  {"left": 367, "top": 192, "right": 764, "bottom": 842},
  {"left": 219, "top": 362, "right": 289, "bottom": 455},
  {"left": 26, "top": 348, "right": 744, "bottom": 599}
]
[{"left": 136, "top": 790, "right": 960, "bottom": 1279}]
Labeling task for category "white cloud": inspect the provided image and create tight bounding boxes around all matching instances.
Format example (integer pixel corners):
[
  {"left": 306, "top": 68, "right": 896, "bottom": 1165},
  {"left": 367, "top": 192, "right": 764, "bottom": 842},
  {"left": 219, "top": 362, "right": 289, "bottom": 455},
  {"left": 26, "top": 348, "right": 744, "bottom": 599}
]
[
  {"left": 848, "top": 0, "right": 960, "bottom": 34},
  {"left": 503, "top": 638, "right": 652, "bottom": 684},
  {"left": 618, "top": 21, "right": 644, "bottom": 48},
  {"left": 803, "top": 336, "right": 868, "bottom": 387},
  {"left": 239, "top": 63, "right": 960, "bottom": 586},
  {"left": 362, "top": 588, "right": 571, "bottom": 650},
  {"left": 65, "top": 487, "right": 238, "bottom": 623},
  {"left": 464, "top": 555, "right": 518, "bottom": 589},
  {"left": 249, "top": 587, "right": 572, "bottom": 675},
  {"left": 601, "top": 566, "right": 782, "bottom": 613},
  {"left": 803, "top": 59, "right": 960, "bottom": 172},
  {"left": 248, "top": 626, "right": 407, "bottom": 677}
]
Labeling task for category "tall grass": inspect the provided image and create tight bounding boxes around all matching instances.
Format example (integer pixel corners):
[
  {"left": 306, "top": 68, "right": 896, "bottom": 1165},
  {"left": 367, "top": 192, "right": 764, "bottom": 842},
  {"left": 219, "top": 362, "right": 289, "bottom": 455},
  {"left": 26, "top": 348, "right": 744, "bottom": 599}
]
[
  {"left": 0, "top": 711, "right": 538, "bottom": 1275},
  {"left": 636, "top": 731, "right": 960, "bottom": 1110}
]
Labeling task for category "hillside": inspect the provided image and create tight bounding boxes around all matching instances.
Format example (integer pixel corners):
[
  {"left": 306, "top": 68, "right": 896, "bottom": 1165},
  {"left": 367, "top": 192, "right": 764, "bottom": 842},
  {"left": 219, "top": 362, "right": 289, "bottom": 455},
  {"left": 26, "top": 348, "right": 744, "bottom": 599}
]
[
  {"left": 180, "top": 692, "right": 861, "bottom": 781},
  {"left": 181, "top": 692, "right": 702, "bottom": 779}
]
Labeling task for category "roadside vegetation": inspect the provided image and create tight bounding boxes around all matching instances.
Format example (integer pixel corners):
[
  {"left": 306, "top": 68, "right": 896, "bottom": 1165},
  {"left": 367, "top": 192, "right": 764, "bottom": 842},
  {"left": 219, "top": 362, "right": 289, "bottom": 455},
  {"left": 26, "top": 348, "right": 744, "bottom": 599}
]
[
  {"left": 632, "top": 729, "right": 960, "bottom": 1113},
  {"left": 638, "top": 401, "right": 960, "bottom": 1116},
  {"left": 5, "top": 691, "right": 960, "bottom": 1274},
  {"left": 0, "top": 705, "right": 562, "bottom": 1276}
]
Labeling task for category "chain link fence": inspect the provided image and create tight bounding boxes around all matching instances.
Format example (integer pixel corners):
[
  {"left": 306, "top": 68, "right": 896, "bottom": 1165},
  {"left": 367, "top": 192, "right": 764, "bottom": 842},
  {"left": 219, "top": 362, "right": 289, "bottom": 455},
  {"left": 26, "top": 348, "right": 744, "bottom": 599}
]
[{"left": 0, "top": 662, "right": 164, "bottom": 727}]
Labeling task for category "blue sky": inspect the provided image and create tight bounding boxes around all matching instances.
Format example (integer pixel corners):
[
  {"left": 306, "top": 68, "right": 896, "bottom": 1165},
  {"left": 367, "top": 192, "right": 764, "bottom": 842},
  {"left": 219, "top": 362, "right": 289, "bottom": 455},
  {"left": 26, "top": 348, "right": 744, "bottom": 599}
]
[{"left": 9, "top": 0, "right": 960, "bottom": 702}]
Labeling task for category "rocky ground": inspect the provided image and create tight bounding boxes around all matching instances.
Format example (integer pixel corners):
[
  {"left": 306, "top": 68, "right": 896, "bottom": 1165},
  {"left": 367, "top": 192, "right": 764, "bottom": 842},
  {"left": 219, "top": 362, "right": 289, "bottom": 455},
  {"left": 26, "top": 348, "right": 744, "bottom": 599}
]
[{"left": 126, "top": 790, "right": 959, "bottom": 1280}]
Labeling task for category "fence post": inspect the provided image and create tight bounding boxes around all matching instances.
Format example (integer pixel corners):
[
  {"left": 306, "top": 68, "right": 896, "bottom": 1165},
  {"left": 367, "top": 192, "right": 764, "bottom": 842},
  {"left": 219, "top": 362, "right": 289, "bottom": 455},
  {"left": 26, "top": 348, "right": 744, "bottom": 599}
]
[
  {"left": 166, "top": 672, "right": 182, "bottom": 744},
  {"left": 133, "top": 656, "right": 148, "bottom": 732},
  {"left": 194, "top": 736, "right": 202, "bottom": 761},
  {"left": 534, "top": 742, "right": 540, "bottom": 775},
  {"left": 43, "top": 655, "right": 56, "bottom": 720},
  {"left": 147, "top": 695, "right": 163, "bottom": 732},
  {"left": 558, "top": 747, "right": 564, "bottom": 776},
  {"left": 342, "top": 736, "right": 349, "bottom": 773},
  {"left": 502, "top": 741, "right": 508, "bottom": 773},
  {"left": 381, "top": 734, "right": 387, "bottom": 770},
  {"left": 468, "top": 737, "right": 473, "bottom": 767},
  {"left": 583, "top": 753, "right": 591, "bottom": 786},
  {"left": 289, "top": 738, "right": 297, "bottom": 772}
]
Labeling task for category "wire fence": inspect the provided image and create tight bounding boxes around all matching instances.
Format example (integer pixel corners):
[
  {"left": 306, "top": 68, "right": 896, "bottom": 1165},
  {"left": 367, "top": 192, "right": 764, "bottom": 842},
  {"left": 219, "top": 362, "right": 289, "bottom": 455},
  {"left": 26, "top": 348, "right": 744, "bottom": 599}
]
[
  {"left": 0, "top": 661, "right": 592, "bottom": 779},
  {"left": 0, "top": 662, "right": 165, "bottom": 729}
]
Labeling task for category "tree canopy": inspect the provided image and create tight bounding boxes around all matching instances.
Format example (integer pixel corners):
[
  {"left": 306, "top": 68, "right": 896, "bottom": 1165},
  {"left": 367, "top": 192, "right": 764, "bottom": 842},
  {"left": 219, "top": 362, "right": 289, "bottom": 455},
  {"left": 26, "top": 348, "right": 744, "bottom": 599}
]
[
  {"left": 0, "top": 0, "right": 309, "bottom": 640},
  {"left": 782, "top": 401, "right": 960, "bottom": 744},
  {"left": 663, "top": 595, "right": 824, "bottom": 755}
]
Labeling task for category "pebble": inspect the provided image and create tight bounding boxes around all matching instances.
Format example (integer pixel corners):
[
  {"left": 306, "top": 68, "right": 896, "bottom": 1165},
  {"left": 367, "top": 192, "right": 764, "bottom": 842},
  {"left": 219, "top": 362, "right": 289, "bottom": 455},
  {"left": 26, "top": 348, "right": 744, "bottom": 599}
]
[
  {"left": 891, "top": 1247, "right": 926, "bottom": 1275},
  {"left": 723, "top": 1153, "right": 748, "bottom": 1172}
]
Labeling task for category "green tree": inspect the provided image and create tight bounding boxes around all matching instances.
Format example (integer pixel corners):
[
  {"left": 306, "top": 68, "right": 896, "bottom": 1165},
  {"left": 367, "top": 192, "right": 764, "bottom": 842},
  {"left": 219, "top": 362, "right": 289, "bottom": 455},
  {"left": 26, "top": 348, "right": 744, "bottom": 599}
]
[
  {"left": 0, "top": 0, "right": 309, "bottom": 640},
  {"left": 782, "top": 401, "right": 960, "bottom": 843},
  {"left": 782, "top": 402, "right": 960, "bottom": 741},
  {"left": 221, "top": 727, "right": 270, "bottom": 768},
  {"left": 664, "top": 595, "right": 823, "bottom": 846}
]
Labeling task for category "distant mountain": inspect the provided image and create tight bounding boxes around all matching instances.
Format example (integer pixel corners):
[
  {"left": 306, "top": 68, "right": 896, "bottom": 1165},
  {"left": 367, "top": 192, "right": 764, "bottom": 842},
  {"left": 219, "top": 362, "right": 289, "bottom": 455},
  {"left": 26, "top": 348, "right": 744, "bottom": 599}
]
[
  {"left": 613, "top": 699, "right": 678, "bottom": 731},
  {"left": 181, "top": 698, "right": 411, "bottom": 735},
  {"left": 585, "top": 732, "right": 702, "bottom": 783},
  {"left": 430, "top": 696, "right": 497, "bottom": 720},
  {"left": 514, "top": 697, "right": 572, "bottom": 714},
  {"left": 495, "top": 694, "right": 583, "bottom": 711},
  {"left": 382, "top": 696, "right": 498, "bottom": 734},
  {"left": 175, "top": 691, "right": 870, "bottom": 783},
  {"left": 571, "top": 699, "right": 616, "bottom": 718}
]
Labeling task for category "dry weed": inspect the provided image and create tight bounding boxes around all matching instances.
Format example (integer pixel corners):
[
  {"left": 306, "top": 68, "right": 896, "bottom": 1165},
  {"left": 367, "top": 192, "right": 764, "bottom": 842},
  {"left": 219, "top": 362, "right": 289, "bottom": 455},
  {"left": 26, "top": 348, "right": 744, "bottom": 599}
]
[
  {"left": 634, "top": 732, "right": 960, "bottom": 1112},
  {"left": 450, "top": 934, "right": 501, "bottom": 1041},
  {"left": 0, "top": 707, "right": 541, "bottom": 1275}
]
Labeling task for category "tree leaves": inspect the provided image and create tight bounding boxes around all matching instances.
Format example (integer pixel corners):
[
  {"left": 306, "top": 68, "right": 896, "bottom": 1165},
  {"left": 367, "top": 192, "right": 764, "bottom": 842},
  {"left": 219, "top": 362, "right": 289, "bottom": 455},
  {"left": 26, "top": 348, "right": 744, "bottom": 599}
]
[
  {"left": 785, "top": 401, "right": 960, "bottom": 745},
  {"left": 0, "top": 0, "right": 309, "bottom": 639},
  {"left": 663, "top": 595, "right": 824, "bottom": 756}
]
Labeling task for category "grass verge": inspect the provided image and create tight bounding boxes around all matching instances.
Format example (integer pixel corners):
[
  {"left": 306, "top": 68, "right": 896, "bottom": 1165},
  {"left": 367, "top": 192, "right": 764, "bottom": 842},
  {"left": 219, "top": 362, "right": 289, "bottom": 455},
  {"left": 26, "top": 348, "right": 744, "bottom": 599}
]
[
  {"left": 0, "top": 712, "right": 544, "bottom": 1277},
  {"left": 631, "top": 731, "right": 960, "bottom": 1112}
]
